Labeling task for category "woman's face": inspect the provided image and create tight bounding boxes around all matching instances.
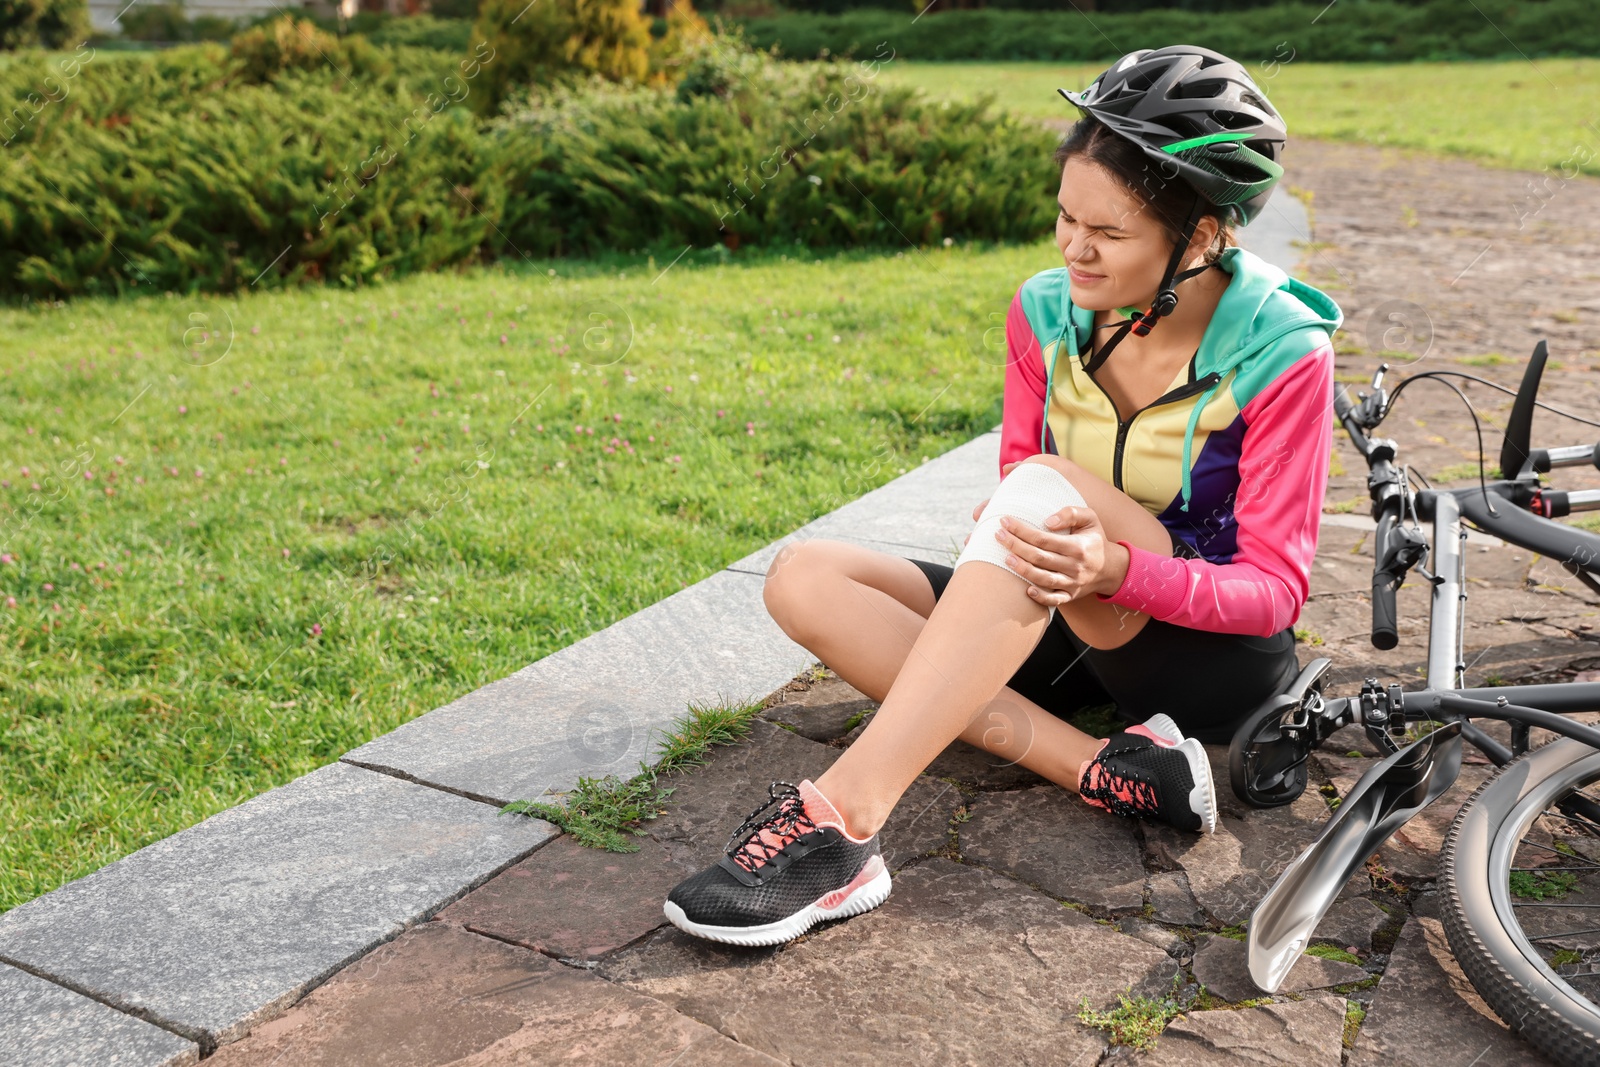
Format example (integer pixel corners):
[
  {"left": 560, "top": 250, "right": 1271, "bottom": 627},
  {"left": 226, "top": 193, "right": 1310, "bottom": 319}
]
[{"left": 1054, "top": 156, "right": 1215, "bottom": 311}]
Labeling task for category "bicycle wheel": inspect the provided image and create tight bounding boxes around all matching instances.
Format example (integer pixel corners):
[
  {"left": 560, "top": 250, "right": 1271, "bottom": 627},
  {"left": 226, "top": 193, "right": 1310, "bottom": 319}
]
[{"left": 1442, "top": 738, "right": 1600, "bottom": 1066}]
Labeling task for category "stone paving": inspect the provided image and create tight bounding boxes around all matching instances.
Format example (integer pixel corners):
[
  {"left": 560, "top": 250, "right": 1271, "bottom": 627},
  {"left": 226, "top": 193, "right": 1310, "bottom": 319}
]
[{"left": 201, "top": 667, "right": 1562, "bottom": 1066}]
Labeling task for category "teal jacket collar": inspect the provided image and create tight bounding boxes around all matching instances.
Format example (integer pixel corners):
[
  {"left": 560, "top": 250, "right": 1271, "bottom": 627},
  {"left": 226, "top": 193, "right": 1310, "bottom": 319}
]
[{"left": 1048, "top": 245, "right": 1345, "bottom": 512}]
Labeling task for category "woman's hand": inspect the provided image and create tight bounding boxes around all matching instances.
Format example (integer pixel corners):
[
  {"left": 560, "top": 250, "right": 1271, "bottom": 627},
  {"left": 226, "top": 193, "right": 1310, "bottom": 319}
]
[
  {"left": 989, "top": 464, "right": 1129, "bottom": 605},
  {"left": 965, "top": 462, "right": 1129, "bottom": 602},
  {"left": 998, "top": 503, "right": 1129, "bottom": 605}
]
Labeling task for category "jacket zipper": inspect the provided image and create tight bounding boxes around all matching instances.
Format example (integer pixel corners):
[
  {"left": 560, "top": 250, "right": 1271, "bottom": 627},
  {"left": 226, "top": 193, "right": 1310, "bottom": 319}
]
[{"left": 1080, "top": 362, "right": 1224, "bottom": 491}]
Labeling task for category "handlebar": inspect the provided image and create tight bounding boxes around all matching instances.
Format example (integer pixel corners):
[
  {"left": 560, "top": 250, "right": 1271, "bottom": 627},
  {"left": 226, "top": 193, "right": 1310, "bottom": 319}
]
[
  {"left": 1335, "top": 384, "right": 1406, "bottom": 649},
  {"left": 1336, "top": 350, "right": 1600, "bottom": 653}
]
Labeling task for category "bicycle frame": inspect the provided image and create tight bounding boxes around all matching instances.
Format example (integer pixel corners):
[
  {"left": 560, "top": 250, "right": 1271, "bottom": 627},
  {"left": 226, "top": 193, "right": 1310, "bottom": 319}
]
[{"left": 1247, "top": 339, "right": 1600, "bottom": 994}]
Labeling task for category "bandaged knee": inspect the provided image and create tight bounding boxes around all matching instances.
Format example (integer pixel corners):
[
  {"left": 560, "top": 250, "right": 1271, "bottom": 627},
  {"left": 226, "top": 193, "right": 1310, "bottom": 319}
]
[{"left": 955, "top": 461, "right": 1087, "bottom": 580}]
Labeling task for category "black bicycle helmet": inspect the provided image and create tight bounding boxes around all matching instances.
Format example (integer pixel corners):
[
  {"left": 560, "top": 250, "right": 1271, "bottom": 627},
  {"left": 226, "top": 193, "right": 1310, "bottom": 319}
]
[
  {"left": 1056, "top": 46, "right": 1287, "bottom": 363},
  {"left": 1058, "top": 44, "right": 1287, "bottom": 228}
]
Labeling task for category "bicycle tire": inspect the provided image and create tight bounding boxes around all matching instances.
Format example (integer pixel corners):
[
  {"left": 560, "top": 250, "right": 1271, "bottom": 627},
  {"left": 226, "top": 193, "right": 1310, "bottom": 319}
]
[{"left": 1441, "top": 739, "right": 1600, "bottom": 1066}]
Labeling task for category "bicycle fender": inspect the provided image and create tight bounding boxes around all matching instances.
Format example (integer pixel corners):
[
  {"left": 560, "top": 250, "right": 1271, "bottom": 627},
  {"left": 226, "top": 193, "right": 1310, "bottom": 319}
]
[{"left": 1247, "top": 719, "right": 1464, "bottom": 993}]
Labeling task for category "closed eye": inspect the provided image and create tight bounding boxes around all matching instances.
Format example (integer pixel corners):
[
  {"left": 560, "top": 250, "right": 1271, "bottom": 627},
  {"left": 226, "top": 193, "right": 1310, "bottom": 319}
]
[{"left": 1060, "top": 211, "right": 1124, "bottom": 238}]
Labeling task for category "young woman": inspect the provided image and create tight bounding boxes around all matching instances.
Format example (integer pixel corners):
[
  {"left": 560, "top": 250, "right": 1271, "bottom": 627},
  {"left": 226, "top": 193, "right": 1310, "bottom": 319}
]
[{"left": 663, "top": 45, "right": 1344, "bottom": 947}]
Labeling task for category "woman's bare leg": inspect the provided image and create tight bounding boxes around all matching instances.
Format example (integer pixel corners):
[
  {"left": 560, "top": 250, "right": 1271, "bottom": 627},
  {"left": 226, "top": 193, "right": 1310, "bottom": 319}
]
[
  {"left": 764, "top": 541, "right": 1103, "bottom": 816},
  {"left": 767, "top": 455, "right": 1175, "bottom": 839}
]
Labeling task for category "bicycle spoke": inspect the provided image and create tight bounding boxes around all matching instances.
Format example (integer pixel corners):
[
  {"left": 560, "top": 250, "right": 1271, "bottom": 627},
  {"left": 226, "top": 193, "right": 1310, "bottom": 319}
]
[
  {"left": 1518, "top": 840, "right": 1600, "bottom": 868},
  {"left": 1529, "top": 928, "right": 1600, "bottom": 942},
  {"left": 1545, "top": 812, "right": 1600, "bottom": 834}
]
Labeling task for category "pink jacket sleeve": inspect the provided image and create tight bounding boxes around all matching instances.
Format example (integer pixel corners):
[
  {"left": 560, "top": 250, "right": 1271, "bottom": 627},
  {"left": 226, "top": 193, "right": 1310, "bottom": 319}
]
[
  {"left": 998, "top": 288, "right": 1048, "bottom": 475},
  {"left": 1093, "top": 343, "right": 1336, "bottom": 637}
]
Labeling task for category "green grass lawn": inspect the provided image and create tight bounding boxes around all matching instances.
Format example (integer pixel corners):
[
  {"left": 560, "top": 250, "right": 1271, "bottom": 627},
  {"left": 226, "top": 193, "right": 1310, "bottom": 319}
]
[
  {"left": 0, "top": 239, "right": 1048, "bottom": 912},
  {"left": 880, "top": 60, "right": 1600, "bottom": 175}
]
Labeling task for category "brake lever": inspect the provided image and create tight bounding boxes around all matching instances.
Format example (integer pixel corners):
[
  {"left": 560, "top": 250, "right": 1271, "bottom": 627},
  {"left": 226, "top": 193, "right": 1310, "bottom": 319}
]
[{"left": 1378, "top": 524, "right": 1431, "bottom": 582}]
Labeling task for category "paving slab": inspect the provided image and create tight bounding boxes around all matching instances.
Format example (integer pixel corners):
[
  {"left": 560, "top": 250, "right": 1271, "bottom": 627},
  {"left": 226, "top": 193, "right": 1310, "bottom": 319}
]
[
  {"left": 1349, "top": 917, "right": 1557, "bottom": 1067},
  {"left": 1143, "top": 747, "right": 1330, "bottom": 926},
  {"left": 722, "top": 430, "right": 999, "bottom": 575},
  {"left": 435, "top": 832, "right": 688, "bottom": 963},
  {"left": 643, "top": 717, "right": 959, "bottom": 873},
  {"left": 959, "top": 784, "right": 1145, "bottom": 912},
  {"left": 342, "top": 568, "right": 814, "bottom": 807},
  {"left": 758, "top": 671, "right": 879, "bottom": 743},
  {"left": 0, "top": 762, "right": 555, "bottom": 1050},
  {"left": 1190, "top": 934, "right": 1368, "bottom": 1003},
  {"left": 0, "top": 963, "right": 197, "bottom": 1067},
  {"left": 1314, "top": 896, "right": 1394, "bottom": 956},
  {"left": 597, "top": 857, "right": 1182, "bottom": 1067},
  {"left": 205, "top": 921, "right": 782, "bottom": 1066},
  {"left": 1148, "top": 869, "right": 1207, "bottom": 927},
  {"left": 919, "top": 734, "right": 1060, "bottom": 790},
  {"left": 1144, "top": 995, "right": 1347, "bottom": 1067}
]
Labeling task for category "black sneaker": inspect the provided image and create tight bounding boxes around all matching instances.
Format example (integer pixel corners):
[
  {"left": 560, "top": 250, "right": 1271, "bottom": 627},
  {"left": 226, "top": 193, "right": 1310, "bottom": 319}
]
[
  {"left": 1077, "top": 715, "right": 1218, "bottom": 833},
  {"left": 662, "top": 778, "right": 891, "bottom": 946}
]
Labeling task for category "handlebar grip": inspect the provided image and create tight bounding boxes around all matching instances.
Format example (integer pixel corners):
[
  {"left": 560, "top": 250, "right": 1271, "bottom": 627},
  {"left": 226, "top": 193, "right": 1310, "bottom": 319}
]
[
  {"left": 1333, "top": 387, "right": 1354, "bottom": 420},
  {"left": 1370, "top": 508, "right": 1399, "bottom": 650},
  {"left": 1371, "top": 571, "right": 1400, "bottom": 650}
]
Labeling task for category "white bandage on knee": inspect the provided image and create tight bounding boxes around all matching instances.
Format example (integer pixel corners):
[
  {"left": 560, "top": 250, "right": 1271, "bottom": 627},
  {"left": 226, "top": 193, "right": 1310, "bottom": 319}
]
[{"left": 955, "top": 461, "right": 1088, "bottom": 581}]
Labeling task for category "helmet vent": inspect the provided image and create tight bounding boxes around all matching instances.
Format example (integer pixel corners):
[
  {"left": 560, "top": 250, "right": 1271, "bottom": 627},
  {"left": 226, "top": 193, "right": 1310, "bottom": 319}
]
[
  {"left": 1124, "top": 69, "right": 1161, "bottom": 93},
  {"left": 1210, "top": 109, "right": 1257, "bottom": 131},
  {"left": 1171, "top": 78, "right": 1227, "bottom": 101}
]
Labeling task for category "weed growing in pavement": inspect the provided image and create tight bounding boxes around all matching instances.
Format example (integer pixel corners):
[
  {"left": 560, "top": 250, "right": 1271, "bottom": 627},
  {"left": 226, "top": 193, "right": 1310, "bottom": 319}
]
[{"left": 501, "top": 695, "right": 764, "bottom": 850}]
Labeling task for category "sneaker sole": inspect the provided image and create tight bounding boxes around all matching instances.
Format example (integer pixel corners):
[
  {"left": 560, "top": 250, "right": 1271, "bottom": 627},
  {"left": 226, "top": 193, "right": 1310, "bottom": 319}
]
[
  {"left": 1141, "top": 713, "right": 1183, "bottom": 747},
  {"left": 662, "top": 856, "right": 891, "bottom": 947},
  {"left": 1176, "top": 737, "right": 1219, "bottom": 834}
]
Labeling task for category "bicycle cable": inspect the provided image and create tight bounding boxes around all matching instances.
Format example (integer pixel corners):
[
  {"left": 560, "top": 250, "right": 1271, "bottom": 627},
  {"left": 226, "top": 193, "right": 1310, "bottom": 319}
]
[
  {"left": 1388, "top": 369, "right": 1600, "bottom": 430},
  {"left": 1376, "top": 371, "right": 1500, "bottom": 517}
]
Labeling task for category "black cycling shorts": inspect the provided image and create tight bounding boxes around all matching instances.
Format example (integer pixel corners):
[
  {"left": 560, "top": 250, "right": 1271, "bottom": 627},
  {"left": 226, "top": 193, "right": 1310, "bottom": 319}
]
[{"left": 905, "top": 538, "right": 1302, "bottom": 744}]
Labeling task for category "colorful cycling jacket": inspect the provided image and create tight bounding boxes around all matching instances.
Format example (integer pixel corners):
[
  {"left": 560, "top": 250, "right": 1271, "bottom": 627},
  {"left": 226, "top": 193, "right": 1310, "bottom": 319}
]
[{"left": 1000, "top": 244, "right": 1345, "bottom": 638}]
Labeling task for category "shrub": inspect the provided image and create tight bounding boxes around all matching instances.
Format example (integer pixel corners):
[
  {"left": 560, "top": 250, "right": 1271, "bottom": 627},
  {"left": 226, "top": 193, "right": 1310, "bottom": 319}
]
[
  {"left": 228, "top": 16, "right": 390, "bottom": 84},
  {"left": 470, "top": 0, "right": 653, "bottom": 115},
  {"left": 489, "top": 46, "right": 1057, "bottom": 255},
  {"left": 363, "top": 13, "right": 475, "bottom": 51},
  {"left": 0, "top": 0, "right": 88, "bottom": 50},
  {"left": 0, "top": 34, "right": 1057, "bottom": 297},
  {"left": 673, "top": 22, "right": 770, "bottom": 100}
]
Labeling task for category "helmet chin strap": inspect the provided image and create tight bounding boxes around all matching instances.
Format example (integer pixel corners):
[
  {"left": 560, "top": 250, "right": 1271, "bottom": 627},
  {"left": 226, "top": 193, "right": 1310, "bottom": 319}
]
[{"left": 1082, "top": 191, "right": 1216, "bottom": 376}]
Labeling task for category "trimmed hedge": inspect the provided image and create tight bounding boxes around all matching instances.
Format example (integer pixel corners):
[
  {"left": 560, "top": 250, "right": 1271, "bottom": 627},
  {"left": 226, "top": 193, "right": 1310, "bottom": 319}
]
[
  {"left": 0, "top": 39, "right": 1059, "bottom": 297},
  {"left": 739, "top": 0, "right": 1600, "bottom": 62}
]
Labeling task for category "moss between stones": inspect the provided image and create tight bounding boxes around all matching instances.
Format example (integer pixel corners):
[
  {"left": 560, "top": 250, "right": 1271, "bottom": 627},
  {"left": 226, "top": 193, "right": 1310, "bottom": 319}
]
[
  {"left": 841, "top": 708, "right": 873, "bottom": 732},
  {"left": 1306, "top": 943, "right": 1362, "bottom": 965},
  {"left": 1343, "top": 1002, "right": 1368, "bottom": 1048}
]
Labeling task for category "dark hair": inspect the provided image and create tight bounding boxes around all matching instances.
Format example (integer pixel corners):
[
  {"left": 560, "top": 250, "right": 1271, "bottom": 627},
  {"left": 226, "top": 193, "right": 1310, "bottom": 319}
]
[{"left": 1053, "top": 117, "right": 1236, "bottom": 266}]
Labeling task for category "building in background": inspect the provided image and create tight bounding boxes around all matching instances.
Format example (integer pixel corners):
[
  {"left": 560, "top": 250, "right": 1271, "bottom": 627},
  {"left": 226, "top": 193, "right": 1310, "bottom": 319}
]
[{"left": 87, "top": 0, "right": 433, "bottom": 35}]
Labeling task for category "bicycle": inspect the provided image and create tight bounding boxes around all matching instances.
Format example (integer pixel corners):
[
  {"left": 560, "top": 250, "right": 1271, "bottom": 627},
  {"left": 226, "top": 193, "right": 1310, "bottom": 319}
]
[{"left": 1228, "top": 339, "right": 1600, "bottom": 1065}]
